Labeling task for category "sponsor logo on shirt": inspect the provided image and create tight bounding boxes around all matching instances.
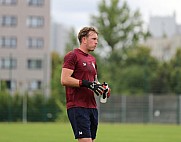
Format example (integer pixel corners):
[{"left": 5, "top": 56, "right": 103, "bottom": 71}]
[{"left": 83, "top": 62, "right": 87, "bottom": 66}]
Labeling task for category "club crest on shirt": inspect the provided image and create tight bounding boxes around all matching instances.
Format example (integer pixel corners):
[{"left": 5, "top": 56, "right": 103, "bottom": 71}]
[{"left": 92, "top": 62, "right": 95, "bottom": 69}]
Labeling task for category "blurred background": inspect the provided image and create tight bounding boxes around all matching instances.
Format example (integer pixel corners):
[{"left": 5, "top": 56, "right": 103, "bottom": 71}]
[{"left": 1, "top": 0, "right": 181, "bottom": 124}]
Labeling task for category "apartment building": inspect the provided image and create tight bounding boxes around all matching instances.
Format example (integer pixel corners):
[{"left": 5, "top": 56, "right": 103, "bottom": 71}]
[
  {"left": 51, "top": 22, "right": 70, "bottom": 56},
  {"left": 144, "top": 13, "right": 181, "bottom": 61},
  {"left": 0, "top": 0, "right": 51, "bottom": 95},
  {"left": 144, "top": 35, "right": 181, "bottom": 61},
  {"left": 148, "top": 13, "right": 177, "bottom": 38}
]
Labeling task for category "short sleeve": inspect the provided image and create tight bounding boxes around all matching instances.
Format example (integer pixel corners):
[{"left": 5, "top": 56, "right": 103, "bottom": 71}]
[{"left": 62, "top": 51, "right": 77, "bottom": 70}]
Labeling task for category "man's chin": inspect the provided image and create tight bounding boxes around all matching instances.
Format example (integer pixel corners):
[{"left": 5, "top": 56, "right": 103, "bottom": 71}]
[{"left": 88, "top": 49, "right": 95, "bottom": 52}]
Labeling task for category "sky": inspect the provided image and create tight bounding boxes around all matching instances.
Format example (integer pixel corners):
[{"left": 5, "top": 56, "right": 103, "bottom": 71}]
[{"left": 51, "top": 0, "right": 181, "bottom": 31}]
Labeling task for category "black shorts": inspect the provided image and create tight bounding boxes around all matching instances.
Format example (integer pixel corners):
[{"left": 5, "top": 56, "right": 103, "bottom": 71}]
[{"left": 67, "top": 107, "right": 98, "bottom": 139}]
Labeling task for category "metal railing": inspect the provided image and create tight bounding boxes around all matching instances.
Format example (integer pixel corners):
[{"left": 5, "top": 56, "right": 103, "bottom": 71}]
[{"left": 98, "top": 95, "right": 181, "bottom": 124}]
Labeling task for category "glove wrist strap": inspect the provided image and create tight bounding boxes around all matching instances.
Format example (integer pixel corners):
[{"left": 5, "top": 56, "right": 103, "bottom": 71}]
[
  {"left": 80, "top": 80, "right": 91, "bottom": 88},
  {"left": 79, "top": 80, "right": 82, "bottom": 87}
]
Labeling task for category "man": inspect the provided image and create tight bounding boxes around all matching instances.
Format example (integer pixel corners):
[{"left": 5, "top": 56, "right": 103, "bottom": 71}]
[{"left": 61, "top": 27, "right": 110, "bottom": 142}]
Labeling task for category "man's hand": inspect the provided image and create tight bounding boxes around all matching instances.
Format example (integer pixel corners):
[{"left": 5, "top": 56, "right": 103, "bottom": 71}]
[{"left": 81, "top": 80, "right": 104, "bottom": 96}]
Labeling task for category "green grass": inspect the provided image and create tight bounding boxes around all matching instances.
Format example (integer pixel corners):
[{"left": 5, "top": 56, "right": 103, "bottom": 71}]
[{"left": 0, "top": 123, "right": 181, "bottom": 142}]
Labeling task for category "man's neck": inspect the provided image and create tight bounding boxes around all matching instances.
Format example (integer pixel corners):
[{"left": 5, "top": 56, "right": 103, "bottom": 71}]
[{"left": 79, "top": 46, "right": 89, "bottom": 54}]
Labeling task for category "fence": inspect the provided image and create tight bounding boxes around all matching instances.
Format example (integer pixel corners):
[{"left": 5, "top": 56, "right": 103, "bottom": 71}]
[
  {"left": 1, "top": 93, "right": 181, "bottom": 124},
  {"left": 98, "top": 95, "right": 181, "bottom": 124}
]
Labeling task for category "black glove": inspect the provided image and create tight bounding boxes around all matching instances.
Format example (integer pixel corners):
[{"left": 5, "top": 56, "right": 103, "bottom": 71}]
[{"left": 81, "top": 80, "right": 104, "bottom": 96}]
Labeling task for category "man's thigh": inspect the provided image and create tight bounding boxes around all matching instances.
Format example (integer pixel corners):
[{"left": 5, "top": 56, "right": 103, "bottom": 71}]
[{"left": 67, "top": 107, "right": 98, "bottom": 139}]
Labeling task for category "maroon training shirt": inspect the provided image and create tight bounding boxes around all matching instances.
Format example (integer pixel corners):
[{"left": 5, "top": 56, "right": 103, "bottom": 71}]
[{"left": 62, "top": 48, "right": 97, "bottom": 109}]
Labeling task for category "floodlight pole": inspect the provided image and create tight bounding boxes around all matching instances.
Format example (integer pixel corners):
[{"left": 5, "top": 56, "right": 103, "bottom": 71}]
[
  {"left": 22, "top": 91, "right": 27, "bottom": 123},
  {"left": 0, "top": 71, "right": 1, "bottom": 92},
  {"left": 20, "top": 82, "right": 27, "bottom": 123}
]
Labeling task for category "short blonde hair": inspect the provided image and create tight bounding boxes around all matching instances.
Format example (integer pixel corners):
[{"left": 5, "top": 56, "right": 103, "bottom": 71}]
[{"left": 78, "top": 27, "right": 98, "bottom": 44}]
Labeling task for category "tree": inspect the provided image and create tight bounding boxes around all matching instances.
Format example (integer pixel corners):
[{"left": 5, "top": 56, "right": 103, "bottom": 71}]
[
  {"left": 51, "top": 52, "right": 65, "bottom": 103},
  {"left": 169, "top": 48, "right": 181, "bottom": 94},
  {"left": 96, "top": 45, "right": 158, "bottom": 94},
  {"left": 109, "top": 45, "right": 158, "bottom": 94},
  {"left": 91, "top": 0, "right": 148, "bottom": 52},
  {"left": 65, "top": 27, "right": 79, "bottom": 54},
  {"left": 51, "top": 52, "right": 68, "bottom": 121},
  {"left": 90, "top": 0, "right": 154, "bottom": 95},
  {"left": 150, "top": 63, "right": 171, "bottom": 94}
]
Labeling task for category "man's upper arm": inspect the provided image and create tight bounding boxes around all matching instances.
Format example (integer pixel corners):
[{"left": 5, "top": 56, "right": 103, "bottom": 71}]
[
  {"left": 61, "top": 68, "right": 80, "bottom": 87},
  {"left": 61, "top": 68, "right": 73, "bottom": 84},
  {"left": 61, "top": 51, "right": 80, "bottom": 87}
]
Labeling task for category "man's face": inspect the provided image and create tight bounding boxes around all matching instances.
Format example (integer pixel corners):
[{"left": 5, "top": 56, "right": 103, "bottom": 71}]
[{"left": 84, "top": 31, "right": 98, "bottom": 52}]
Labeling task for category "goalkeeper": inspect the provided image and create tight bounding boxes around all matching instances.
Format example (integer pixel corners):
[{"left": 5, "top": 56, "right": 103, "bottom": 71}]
[{"left": 61, "top": 27, "right": 110, "bottom": 142}]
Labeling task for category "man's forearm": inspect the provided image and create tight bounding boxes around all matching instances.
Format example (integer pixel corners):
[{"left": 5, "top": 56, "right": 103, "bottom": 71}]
[{"left": 61, "top": 76, "right": 80, "bottom": 87}]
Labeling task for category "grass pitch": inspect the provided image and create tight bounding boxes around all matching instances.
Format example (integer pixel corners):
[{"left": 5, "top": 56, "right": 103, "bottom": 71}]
[{"left": 0, "top": 123, "right": 181, "bottom": 142}]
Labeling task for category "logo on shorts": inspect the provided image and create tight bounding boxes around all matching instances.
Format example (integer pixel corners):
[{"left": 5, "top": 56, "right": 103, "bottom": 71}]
[{"left": 79, "top": 131, "right": 83, "bottom": 135}]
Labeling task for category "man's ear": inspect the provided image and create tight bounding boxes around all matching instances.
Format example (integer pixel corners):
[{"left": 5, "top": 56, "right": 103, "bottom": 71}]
[{"left": 82, "top": 37, "right": 87, "bottom": 44}]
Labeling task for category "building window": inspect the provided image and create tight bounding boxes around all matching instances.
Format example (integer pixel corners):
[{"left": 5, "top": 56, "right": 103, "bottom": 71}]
[
  {"left": 27, "top": 37, "right": 44, "bottom": 48},
  {"left": 0, "top": 80, "right": 17, "bottom": 90},
  {"left": 28, "top": 80, "right": 42, "bottom": 90},
  {"left": 0, "top": 36, "right": 17, "bottom": 48},
  {"left": 0, "top": 15, "right": 17, "bottom": 26},
  {"left": 27, "top": 0, "right": 44, "bottom": 6},
  {"left": 27, "top": 59, "right": 42, "bottom": 69},
  {"left": 0, "top": 0, "right": 17, "bottom": 5},
  {"left": 27, "top": 16, "right": 44, "bottom": 28},
  {"left": 0, "top": 58, "right": 17, "bottom": 69}
]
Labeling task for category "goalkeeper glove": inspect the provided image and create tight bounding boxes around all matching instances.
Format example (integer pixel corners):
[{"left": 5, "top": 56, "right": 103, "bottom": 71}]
[
  {"left": 102, "top": 82, "right": 111, "bottom": 98},
  {"left": 80, "top": 80, "right": 104, "bottom": 96}
]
